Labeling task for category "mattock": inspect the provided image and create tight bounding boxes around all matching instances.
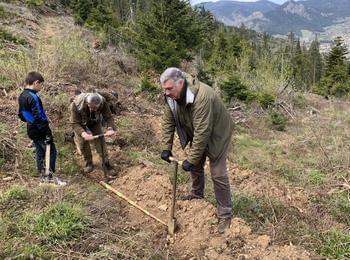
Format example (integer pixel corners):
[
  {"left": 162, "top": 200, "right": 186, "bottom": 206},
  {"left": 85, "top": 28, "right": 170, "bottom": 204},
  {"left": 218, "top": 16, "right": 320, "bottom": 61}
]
[{"left": 168, "top": 156, "right": 183, "bottom": 235}]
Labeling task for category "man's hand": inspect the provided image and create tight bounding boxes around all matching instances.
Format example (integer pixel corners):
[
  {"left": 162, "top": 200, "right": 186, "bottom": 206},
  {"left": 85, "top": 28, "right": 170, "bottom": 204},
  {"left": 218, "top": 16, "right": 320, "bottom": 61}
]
[
  {"left": 82, "top": 131, "right": 94, "bottom": 141},
  {"left": 182, "top": 160, "right": 194, "bottom": 172},
  {"left": 105, "top": 127, "right": 115, "bottom": 137},
  {"left": 44, "top": 135, "right": 53, "bottom": 145},
  {"left": 161, "top": 150, "right": 172, "bottom": 163}
]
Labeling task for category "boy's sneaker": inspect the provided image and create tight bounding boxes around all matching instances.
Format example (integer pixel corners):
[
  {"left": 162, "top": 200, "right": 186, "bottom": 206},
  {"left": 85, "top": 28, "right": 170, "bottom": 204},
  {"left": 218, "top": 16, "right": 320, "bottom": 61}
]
[
  {"left": 53, "top": 177, "right": 67, "bottom": 186},
  {"left": 40, "top": 174, "right": 66, "bottom": 187}
]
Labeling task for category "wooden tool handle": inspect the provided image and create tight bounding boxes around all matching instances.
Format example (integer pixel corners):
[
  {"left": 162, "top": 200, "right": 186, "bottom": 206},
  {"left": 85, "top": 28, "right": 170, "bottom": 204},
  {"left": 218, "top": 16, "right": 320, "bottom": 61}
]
[
  {"left": 92, "top": 133, "right": 107, "bottom": 139},
  {"left": 99, "top": 181, "right": 167, "bottom": 226},
  {"left": 45, "top": 144, "right": 51, "bottom": 176},
  {"left": 169, "top": 156, "right": 183, "bottom": 165}
]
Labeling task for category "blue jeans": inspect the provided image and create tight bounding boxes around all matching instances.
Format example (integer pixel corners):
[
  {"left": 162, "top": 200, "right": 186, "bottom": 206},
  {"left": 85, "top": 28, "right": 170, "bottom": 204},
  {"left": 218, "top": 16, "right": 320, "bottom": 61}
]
[{"left": 33, "top": 140, "right": 57, "bottom": 175}]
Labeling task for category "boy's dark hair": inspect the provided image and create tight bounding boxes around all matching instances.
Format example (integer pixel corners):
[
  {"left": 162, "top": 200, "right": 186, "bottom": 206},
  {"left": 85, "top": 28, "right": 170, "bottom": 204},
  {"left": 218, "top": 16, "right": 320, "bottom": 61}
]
[{"left": 25, "top": 71, "right": 44, "bottom": 85}]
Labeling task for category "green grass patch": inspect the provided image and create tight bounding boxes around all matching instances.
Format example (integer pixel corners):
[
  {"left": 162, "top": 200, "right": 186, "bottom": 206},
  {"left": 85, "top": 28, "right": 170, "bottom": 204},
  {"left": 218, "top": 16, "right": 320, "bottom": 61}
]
[
  {"left": 331, "top": 192, "right": 350, "bottom": 225},
  {"left": 0, "top": 47, "right": 31, "bottom": 89},
  {"left": 0, "top": 122, "right": 10, "bottom": 134},
  {"left": 25, "top": 0, "right": 44, "bottom": 9},
  {"left": 306, "top": 169, "right": 324, "bottom": 186},
  {"left": 34, "top": 202, "right": 89, "bottom": 244},
  {"left": 0, "top": 186, "right": 30, "bottom": 208},
  {"left": 232, "top": 192, "right": 283, "bottom": 228},
  {"left": 57, "top": 145, "right": 80, "bottom": 175},
  {"left": 21, "top": 148, "right": 37, "bottom": 176},
  {"left": 0, "top": 241, "right": 48, "bottom": 259},
  {"left": 176, "top": 166, "right": 191, "bottom": 186},
  {"left": 319, "top": 230, "right": 350, "bottom": 259},
  {"left": 233, "top": 133, "right": 274, "bottom": 171},
  {"left": 0, "top": 6, "right": 15, "bottom": 20},
  {"left": 0, "top": 28, "right": 27, "bottom": 45}
]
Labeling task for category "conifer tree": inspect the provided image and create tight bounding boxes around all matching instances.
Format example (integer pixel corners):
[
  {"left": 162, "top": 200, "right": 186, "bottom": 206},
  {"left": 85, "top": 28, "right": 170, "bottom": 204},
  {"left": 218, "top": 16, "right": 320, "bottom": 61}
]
[
  {"left": 317, "top": 36, "right": 350, "bottom": 96},
  {"left": 308, "top": 39, "right": 323, "bottom": 85},
  {"left": 124, "top": 0, "right": 207, "bottom": 72}
]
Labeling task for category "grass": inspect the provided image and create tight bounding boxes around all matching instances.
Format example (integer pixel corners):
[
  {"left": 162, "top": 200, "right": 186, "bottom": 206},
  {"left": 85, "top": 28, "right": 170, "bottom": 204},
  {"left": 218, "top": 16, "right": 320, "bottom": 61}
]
[
  {"left": 232, "top": 192, "right": 284, "bottom": 229},
  {"left": 0, "top": 28, "right": 27, "bottom": 45},
  {"left": 306, "top": 169, "right": 324, "bottom": 185},
  {"left": 54, "top": 129, "right": 80, "bottom": 176},
  {"left": 0, "top": 6, "right": 16, "bottom": 20},
  {"left": 34, "top": 202, "right": 89, "bottom": 243},
  {"left": 0, "top": 47, "right": 31, "bottom": 89},
  {"left": 0, "top": 186, "right": 30, "bottom": 213},
  {"left": 230, "top": 101, "right": 350, "bottom": 256},
  {"left": 319, "top": 230, "right": 350, "bottom": 259},
  {"left": 34, "top": 27, "right": 94, "bottom": 82},
  {"left": 330, "top": 192, "right": 350, "bottom": 225},
  {"left": 0, "top": 181, "right": 166, "bottom": 258}
]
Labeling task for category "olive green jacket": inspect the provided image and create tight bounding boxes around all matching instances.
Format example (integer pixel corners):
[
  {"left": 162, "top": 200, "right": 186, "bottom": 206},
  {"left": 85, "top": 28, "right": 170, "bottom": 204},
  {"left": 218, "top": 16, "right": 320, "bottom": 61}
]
[
  {"left": 69, "top": 93, "right": 115, "bottom": 135},
  {"left": 162, "top": 74, "right": 234, "bottom": 165}
]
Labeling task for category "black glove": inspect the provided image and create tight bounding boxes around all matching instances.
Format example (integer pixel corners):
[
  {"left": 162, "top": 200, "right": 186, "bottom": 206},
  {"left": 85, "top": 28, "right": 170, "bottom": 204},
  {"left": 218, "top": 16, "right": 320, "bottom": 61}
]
[
  {"left": 182, "top": 160, "right": 194, "bottom": 172},
  {"left": 161, "top": 150, "right": 172, "bottom": 163},
  {"left": 44, "top": 135, "right": 53, "bottom": 145}
]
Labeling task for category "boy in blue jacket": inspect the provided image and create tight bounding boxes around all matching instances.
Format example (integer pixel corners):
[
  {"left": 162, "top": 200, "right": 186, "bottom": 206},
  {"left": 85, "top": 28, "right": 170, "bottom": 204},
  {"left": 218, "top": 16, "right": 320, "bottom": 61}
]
[{"left": 18, "top": 71, "right": 65, "bottom": 185}]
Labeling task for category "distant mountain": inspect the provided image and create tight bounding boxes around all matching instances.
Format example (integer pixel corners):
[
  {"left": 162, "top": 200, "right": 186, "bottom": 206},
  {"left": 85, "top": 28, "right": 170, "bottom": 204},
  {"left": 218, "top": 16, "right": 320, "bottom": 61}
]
[
  {"left": 198, "top": 0, "right": 350, "bottom": 35},
  {"left": 198, "top": 0, "right": 350, "bottom": 50},
  {"left": 196, "top": 0, "right": 278, "bottom": 27}
]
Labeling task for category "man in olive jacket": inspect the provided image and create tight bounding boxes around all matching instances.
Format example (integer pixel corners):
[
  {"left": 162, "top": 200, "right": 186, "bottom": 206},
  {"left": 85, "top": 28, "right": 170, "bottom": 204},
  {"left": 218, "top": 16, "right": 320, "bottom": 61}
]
[
  {"left": 160, "top": 67, "right": 234, "bottom": 234},
  {"left": 70, "top": 92, "right": 116, "bottom": 176}
]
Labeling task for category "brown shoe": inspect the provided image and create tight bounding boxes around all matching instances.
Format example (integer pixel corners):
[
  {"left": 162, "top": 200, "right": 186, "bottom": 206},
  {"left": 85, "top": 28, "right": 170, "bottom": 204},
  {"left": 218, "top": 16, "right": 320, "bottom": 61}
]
[
  {"left": 178, "top": 193, "right": 204, "bottom": 201},
  {"left": 83, "top": 162, "right": 94, "bottom": 174},
  {"left": 218, "top": 218, "right": 231, "bottom": 234}
]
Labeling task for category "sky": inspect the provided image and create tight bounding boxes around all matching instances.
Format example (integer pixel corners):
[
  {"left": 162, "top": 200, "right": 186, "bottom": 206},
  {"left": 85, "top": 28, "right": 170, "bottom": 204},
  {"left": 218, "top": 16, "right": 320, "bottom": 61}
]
[{"left": 191, "top": 0, "right": 293, "bottom": 5}]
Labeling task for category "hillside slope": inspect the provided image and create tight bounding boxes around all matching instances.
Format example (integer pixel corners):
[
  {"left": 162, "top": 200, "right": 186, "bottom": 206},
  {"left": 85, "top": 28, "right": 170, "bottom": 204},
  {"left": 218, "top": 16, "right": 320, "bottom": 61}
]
[{"left": 1, "top": 2, "right": 349, "bottom": 259}]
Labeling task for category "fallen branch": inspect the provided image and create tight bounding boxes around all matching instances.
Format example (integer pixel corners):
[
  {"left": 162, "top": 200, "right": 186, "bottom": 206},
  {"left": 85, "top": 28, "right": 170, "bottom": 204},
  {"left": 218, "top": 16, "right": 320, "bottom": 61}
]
[{"left": 278, "top": 102, "right": 295, "bottom": 119}]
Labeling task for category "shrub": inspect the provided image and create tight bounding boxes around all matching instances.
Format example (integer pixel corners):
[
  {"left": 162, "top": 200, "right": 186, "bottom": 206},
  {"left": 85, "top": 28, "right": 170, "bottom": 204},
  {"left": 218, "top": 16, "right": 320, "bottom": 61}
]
[
  {"left": 197, "top": 66, "right": 213, "bottom": 86},
  {"left": 269, "top": 111, "right": 287, "bottom": 131},
  {"left": 25, "top": 0, "right": 44, "bottom": 9},
  {"left": 219, "top": 75, "right": 255, "bottom": 102},
  {"left": 329, "top": 81, "right": 350, "bottom": 97},
  {"left": 314, "top": 76, "right": 350, "bottom": 97},
  {"left": 258, "top": 92, "right": 275, "bottom": 108},
  {"left": 138, "top": 77, "right": 160, "bottom": 96}
]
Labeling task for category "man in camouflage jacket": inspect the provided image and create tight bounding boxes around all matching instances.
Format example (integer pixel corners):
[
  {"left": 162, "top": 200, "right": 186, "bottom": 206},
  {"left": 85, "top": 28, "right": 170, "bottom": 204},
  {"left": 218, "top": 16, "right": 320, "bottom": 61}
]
[{"left": 70, "top": 92, "right": 117, "bottom": 176}]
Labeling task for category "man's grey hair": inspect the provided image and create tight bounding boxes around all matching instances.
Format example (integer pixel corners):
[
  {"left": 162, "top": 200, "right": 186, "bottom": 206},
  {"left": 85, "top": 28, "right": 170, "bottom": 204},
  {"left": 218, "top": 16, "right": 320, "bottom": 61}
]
[
  {"left": 160, "top": 67, "right": 185, "bottom": 86},
  {"left": 86, "top": 93, "right": 103, "bottom": 107}
]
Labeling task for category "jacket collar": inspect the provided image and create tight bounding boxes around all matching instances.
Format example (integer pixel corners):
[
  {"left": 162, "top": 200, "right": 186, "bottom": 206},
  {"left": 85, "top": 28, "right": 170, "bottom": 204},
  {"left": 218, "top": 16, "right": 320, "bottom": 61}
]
[
  {"left": 183, "top": 73, "right": 199, "bottom": 105},
  {"left": 25, "top": 88, "right": 37, "bottom": 94}
]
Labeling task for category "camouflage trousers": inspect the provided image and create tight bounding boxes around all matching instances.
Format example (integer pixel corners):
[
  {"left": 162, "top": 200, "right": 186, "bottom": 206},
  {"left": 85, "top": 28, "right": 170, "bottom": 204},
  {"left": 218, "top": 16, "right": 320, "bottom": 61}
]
[{"left": 74, "top": 123, "right": 109, "bottom": 165}]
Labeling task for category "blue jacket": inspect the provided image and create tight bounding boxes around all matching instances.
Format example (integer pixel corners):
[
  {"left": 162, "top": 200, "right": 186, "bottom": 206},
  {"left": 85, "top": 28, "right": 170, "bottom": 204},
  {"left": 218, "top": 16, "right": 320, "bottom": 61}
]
[{"left": 18, "top": 89, "right": 52, "bottom": 141}]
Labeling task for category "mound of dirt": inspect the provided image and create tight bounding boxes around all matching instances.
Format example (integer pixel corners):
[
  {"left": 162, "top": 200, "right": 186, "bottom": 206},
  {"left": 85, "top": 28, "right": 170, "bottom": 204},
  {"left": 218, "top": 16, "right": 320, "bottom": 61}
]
[{"left": 111, "top": 165, "right": 311, "bottom": 259}]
